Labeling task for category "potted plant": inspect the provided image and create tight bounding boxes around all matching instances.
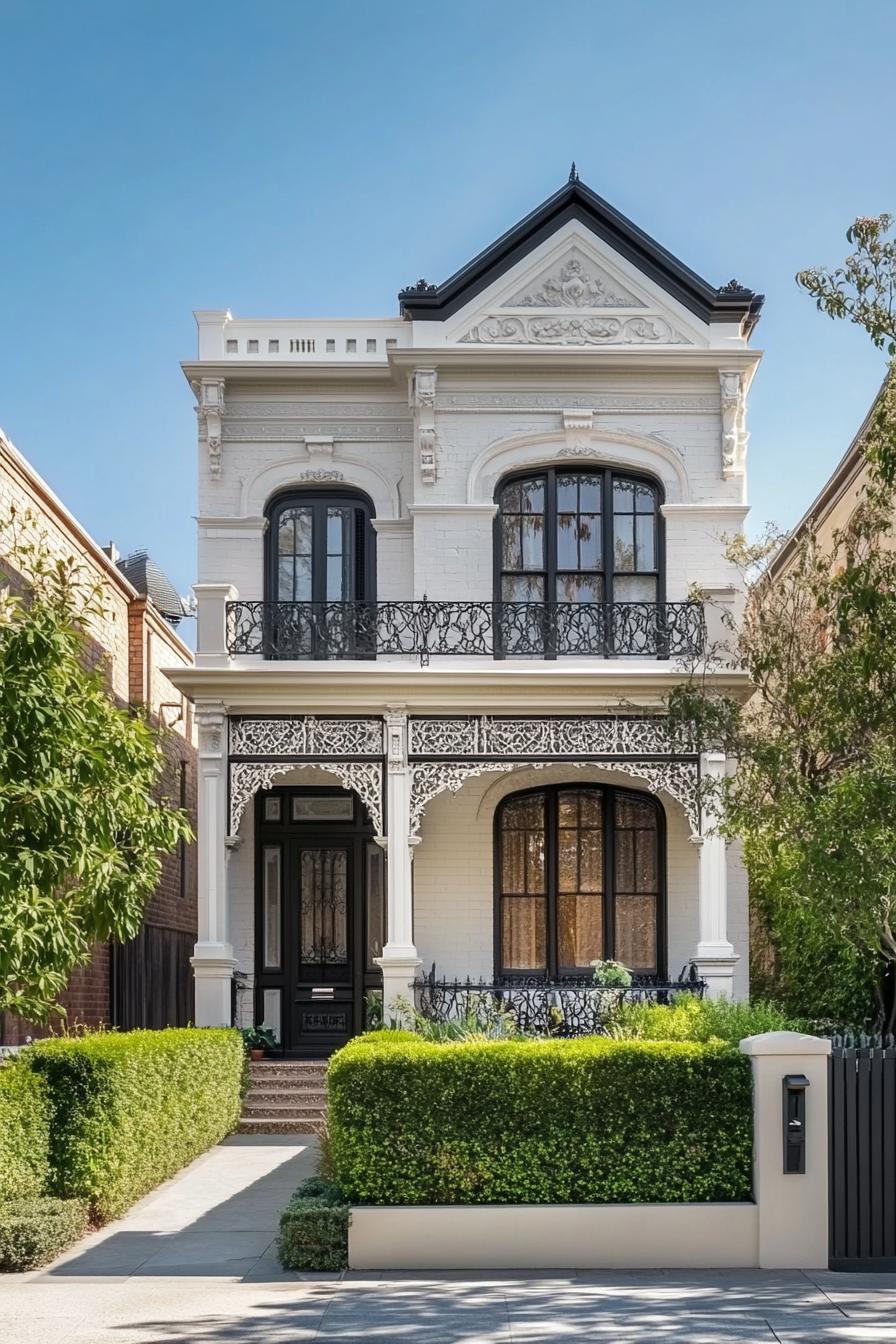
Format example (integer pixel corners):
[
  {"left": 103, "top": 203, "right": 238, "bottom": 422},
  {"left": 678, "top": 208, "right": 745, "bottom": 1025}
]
[
  {"left": 240, "top": 1026, "right": 277, "bottom": 1061},
  {"left": 589, "top": 959, "right": 633, "bottom": 988}
]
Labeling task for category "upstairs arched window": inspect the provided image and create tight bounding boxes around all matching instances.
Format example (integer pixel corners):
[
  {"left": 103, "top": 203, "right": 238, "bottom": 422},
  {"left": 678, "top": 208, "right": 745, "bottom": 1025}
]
[
  {"left": 495, "top": 467, "right": 662, "bottom": 607},
  {"left": 266, "top": 489, "right": 375, "bottom": 606}
]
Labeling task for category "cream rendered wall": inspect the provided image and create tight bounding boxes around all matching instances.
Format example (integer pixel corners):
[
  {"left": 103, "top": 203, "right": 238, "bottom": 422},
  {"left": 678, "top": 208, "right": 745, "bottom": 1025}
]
[{"left": 413, "top": 763, "right": 748, "bottom": 997}]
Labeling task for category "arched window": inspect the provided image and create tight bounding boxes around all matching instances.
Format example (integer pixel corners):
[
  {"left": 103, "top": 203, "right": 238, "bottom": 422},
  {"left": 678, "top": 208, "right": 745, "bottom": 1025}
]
[
  {"left": 494, "top": 467, "right": 663, "bottom": 654},
  {"left": 265, "top": 489, "right": 375, "bottom": 605},
  {"left": 495, "top": 784, "right": 663, "bottom": 978}
]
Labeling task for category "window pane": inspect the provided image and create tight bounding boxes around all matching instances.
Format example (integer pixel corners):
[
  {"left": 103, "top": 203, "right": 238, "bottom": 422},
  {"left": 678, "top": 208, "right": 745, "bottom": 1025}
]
[
  {"left": 579, "top": 475, "right": 601, "bottom": 512},
  {"left": 261, "top": 988, "right": 281, "bottom": 1044},
  {"left": 559, "top": 893, "right": 603, "bottom": 968},
  {"left": 635, "top": 515, "right": 655, "bottom": 571},
  {"left": 521, "top": 517, "right": 544, "bottom": 569},
  {"left": 520, "top": 478, "right": 545, "bottom": 514},
  {"left": 558, "top": 792, "right": 579, "bottom": 827},
  {"left": 558, "top": 827, "right": 578, "bottom": 893},
  {"left": 293, "top": 554, "right": 312, "bottom": 601},
  {"left": 326, "top": 554, "right": 346, "bottom": 601},
  {"left": 615, "top": 829, "right": 634, "bottom": 891},
  {"left": 634, "top": 483, "right": 657, "bottom": 513},
  {"left": 613, "top": 479, "right": 635, "bottom": 511},
  {"left": 556, "top": 475, "right": 578, "bottom": 510},
  {"left": 278, "top": 515, "right": 295, "bottom": 553},
  {"left": 578, "top": 516, "right": 600, "bottom": 569},
  {"left": 557, "top": 514, "right": 578, "bottom": 568},
  {"left": 263, "top": 846, "right": 282, "bottom": 970},
  {"left": 327, "top": 508, "right": 346, "bottom": 554},
  {"left": 503, "top": 573, "right": 545, "bottom": 601},
  {"left": 501, "top": 481, "right": 521, "bottom": 514},
  {"left": 557, "top": 574, "right": 601, "bottom": 602},
  {"left": 634, "top": 827, "right": 658, "bottom": 893},
  {"left": 614, "top": 894, "right": 657, "bottom": 970},
  {"left": 579, "top": 826, "right": 603, "bottom": 893},
  {"left": 502, "top": 896, "right": 546, "bottom": 970},
  {"left": 614, "top": 574, "right": 656, "bottom": 602},
  {"left": 501, "top": 519, "right": 522, "bottom": 570},
  {"left": 503, "top": 795, "right": 545, "bottom": 829},
  {"left": 579, "top": 791, "right": 602, "bottom": 827},
  {"left": 525, "top": 830, "right": 545, "bottom": 893},
  {"left": 294, "top": 509, "right": 313, "bottom": 554},
  {"left": 300, "top": 849, "right": 348, "bottom": 967},
  {"left": 615, "top": 794, "right": 657, "bottom": 829},
  {"left": 501, "top": 829, "right": 525, "bottom": 892},
  {"left": 613, "top": 515, "right": 635, "bottom": 572}
]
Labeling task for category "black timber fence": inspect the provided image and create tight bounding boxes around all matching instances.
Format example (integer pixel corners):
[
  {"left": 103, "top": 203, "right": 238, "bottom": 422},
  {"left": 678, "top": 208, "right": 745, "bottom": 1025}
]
[{"left": 829, "top": 1034, "right": 896, "bottom": 1271}]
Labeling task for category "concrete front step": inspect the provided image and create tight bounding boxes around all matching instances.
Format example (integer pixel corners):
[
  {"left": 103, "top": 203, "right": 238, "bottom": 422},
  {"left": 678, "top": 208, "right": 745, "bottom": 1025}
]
[
  {"left": 248, "top": 1088, "right": 327, "bottom": 1104},
  {"left": 243, "top": 1099, "right": 326, "bottom": 1115},
  {"left": 236, "top": 1116, "right": 323, "bottom": 1135}
]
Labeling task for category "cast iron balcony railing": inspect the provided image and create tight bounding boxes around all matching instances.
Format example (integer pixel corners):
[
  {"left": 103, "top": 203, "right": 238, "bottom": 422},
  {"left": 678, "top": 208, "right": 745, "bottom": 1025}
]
[
  {"left": 412, "top": 967, "right": 706, "bottom": 1038},
  {"left": 226, "top": 599, "right": 706, "bottom": 664}
]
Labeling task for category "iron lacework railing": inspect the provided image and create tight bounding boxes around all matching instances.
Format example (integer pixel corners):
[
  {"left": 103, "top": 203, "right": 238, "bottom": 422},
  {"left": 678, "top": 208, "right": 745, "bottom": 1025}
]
[
  {"left": 412, "top": 965, "right": 706, "bottom": 1038},
  {"left": 226, "top": 599, "right": 706, "bottom": 664}
]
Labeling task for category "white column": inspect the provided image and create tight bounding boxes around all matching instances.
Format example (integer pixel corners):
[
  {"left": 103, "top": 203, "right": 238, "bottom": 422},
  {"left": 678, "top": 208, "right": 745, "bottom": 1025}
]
[
  {"left": 740, "top": 1031, "right": 831, "bottom": 1269},
  {"left": 693, "top": 750, "right": 738, "bottom": 998},
  {"left": 193, "top": 582, "right": 237, "bottom": 668},
  {"left": 191, "top": 701, "right": 236, "bottom": 1026},
  {"left": 374, "top": 705, "right": 422, "bottom": 1022}
]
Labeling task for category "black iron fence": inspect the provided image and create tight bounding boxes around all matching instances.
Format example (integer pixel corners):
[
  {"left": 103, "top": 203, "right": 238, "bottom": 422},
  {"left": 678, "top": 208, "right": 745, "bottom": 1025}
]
[
  {"left": 226, "top": 599, "right": 706, "bottom": 664},
  {"left": 412, "top": 966, "right": 706, "bottom": 1037},
  {"left": 829, "top": 1034, "right": 896, "bottom": 1271}
]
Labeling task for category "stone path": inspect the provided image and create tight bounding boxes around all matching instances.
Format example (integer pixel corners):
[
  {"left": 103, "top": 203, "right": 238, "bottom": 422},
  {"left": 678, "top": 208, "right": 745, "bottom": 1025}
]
[{"left": 1, "top": 1134, "right": 895, "bottom": 1342}]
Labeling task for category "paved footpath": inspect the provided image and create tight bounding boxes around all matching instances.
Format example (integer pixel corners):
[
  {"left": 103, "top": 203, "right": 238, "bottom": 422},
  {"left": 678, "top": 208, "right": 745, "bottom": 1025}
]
[{"left": 1, "top": 1134, "right": 895, "bottom": 1343}]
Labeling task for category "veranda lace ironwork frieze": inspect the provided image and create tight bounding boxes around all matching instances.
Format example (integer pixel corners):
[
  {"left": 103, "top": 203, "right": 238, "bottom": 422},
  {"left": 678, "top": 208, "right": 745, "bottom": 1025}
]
[
  {"left": 406, "top": 714, "right": 700, "bottom": 837},
  {"left": 229, "top": 760, "right": 383, "bottom": 836},
  {"left": 228, "top": 715, "right": 385, "bottom": 835},
  {"left": 407, "top": 714, "right": 695, "bottom": 759},
  {"left": 229, "top": 715, "right": 383, "bottom": 758}
]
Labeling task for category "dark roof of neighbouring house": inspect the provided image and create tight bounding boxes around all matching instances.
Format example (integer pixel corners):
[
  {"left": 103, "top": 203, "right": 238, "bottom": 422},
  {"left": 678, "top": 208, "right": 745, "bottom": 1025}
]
[
  {"left": 398, "top": 168, "right": 764, "bottom": 331},
  {"left": 117, "top": 550, "right": 187, "bottom": 627}
]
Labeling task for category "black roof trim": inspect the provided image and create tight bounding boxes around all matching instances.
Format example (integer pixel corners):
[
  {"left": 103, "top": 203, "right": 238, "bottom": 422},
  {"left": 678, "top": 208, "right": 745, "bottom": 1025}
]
[{"left": 398, "top": 177, "right": 763, "bottom": 333}]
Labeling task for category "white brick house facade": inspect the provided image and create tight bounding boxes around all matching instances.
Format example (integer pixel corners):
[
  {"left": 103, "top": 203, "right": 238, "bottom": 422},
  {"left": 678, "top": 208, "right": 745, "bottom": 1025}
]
[{"left": 168, "top": 173, "right": 762, "bottom": 1053}]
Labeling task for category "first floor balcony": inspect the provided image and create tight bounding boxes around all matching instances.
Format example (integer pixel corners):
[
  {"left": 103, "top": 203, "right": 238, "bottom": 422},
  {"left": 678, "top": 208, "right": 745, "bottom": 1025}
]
[{"left": 225, "top": 598, "right": 706, "bottom": 664}]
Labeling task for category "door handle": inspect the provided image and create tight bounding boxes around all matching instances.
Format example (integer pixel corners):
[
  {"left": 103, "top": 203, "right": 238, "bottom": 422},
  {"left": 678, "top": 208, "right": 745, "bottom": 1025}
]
[{"left": 311, "top": 987, "right": 335, "bottom": 999}]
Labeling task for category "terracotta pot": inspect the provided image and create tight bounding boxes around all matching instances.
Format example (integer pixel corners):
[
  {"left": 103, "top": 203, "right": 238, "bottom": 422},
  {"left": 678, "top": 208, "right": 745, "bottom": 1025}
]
[{"left": 249, "top": 1048, "right": 265, "bottom": 1061}]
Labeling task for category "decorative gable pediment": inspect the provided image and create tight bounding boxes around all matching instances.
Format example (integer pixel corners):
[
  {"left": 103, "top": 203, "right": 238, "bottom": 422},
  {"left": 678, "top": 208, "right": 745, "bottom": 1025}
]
[
  {"left": 452, "top": 231, "right": 699, "bottom": 348},
  {"left": 503, "top": 248, "right": 643, "bottom": 310}
]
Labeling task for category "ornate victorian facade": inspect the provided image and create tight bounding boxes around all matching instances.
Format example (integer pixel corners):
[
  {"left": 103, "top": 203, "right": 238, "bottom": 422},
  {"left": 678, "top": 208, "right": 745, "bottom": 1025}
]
[{"left": 167, "top": 173, "right": 763, "bottom": 1053}]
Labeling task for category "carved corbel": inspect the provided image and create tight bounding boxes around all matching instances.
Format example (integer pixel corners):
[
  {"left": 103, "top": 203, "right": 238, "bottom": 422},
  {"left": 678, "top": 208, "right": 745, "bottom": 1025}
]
[
  {"left": 410, "top": 368, "right": 438, "bottom": 484},
  {"left": 719, "top": 371, "right": 747, "bottom": 476},
  {"left": 192, "top": 379, "right": 226, "bottom": 478},
  {"left": 299, "top": 436, "right": 343, "bottom": 482},
  {"left": 557, "top": 407, "right": 594, "bottom": 457}
]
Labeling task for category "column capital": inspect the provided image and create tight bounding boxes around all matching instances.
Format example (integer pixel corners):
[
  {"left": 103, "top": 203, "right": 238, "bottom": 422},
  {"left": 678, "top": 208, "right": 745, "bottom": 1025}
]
[{"left": 196, "top": 702, "right": 227, "bottom": 758}]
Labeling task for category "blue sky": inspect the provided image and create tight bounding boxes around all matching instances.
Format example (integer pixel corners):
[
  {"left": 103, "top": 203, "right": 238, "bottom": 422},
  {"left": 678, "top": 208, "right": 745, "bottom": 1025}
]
[{"left": 1, "top": 0, "right": 894, "bottom": 609}]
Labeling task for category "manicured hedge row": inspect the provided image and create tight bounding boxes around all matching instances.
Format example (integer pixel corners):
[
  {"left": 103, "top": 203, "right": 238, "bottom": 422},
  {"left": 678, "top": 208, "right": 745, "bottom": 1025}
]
[
  {"left": 0, "top": 1198, "right": 89, "bottom": 1271},
  {"left": 328, "top": 1033, "right": 753, "bottom": 1205},
  {"left": 26, "top": 1028, "right": 244, "bottom": 1221},
  {"left": 277, "top": 1177, "right": 349, "bottom": 1272},
  {"left": 0, "top": 1061, "right": 50, "bottom": 1202}
]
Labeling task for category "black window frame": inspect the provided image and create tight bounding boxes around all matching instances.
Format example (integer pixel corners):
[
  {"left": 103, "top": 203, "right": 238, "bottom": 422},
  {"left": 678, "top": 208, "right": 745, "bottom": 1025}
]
[
  {"left": 264, "top": 487, "right": 376, "bottom": 606},
  {"left": 493, "top": 465, "right": 665, "bottom": 611},
  {"left": 493, "top": 783, "right": 666, "bottom": 981}
]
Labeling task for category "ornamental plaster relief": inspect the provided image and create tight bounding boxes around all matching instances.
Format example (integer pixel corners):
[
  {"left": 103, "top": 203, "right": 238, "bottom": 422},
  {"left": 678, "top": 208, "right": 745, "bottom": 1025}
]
[
  {"left": 504, "top": 250, "right": 645, "bottom": 309},
  {"left": 459, "top": 315, "right": 693, "bottom": 347},
  {"left": 435, "top": 393, "right": 719, "bottom": 412}
]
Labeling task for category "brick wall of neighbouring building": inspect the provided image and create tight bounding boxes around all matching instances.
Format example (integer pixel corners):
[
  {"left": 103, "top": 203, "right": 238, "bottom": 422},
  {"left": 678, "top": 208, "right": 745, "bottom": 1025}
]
[{"left": 0, "top": 429, "right": 198, "bottom": 1045}]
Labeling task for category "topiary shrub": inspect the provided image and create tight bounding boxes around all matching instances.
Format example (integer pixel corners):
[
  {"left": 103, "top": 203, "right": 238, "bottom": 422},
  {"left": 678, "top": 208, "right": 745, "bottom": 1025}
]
[
  {"left": 608, "top": 993, "right": 807, "bottom": 1044},
  {"left": 0, "top": 1197, "right": 89, "bottom": 1271},
  {"left": 25, "top": 1027, "right": 244, "bottom": 1222},
  {"left": 0, "top": 1061, "right": 50, "bottom": 1202},
  {"left": 329, "top": 1032, "right": 753, "bottom": 1205},
  {"left": 277, "top": 1177, "right": 349, "bottom": 1272}
]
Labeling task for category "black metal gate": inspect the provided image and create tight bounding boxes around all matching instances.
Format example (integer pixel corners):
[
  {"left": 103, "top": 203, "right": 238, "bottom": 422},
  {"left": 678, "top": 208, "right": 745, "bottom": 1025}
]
[{"left": 829, "top": 1036, "right": 896, "bottom": 1270}]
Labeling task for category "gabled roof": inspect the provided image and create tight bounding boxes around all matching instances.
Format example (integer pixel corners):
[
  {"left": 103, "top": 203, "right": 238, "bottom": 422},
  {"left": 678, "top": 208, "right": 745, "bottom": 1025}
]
[{"left": 399, "top": 169, "right": 763, "bottom": 332}]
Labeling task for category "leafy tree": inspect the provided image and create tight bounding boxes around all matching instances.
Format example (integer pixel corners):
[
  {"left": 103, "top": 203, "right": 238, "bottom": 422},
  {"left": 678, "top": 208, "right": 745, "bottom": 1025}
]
[
  {"left": 0, "top": 511, "right": 192, "bottom": 1023},
  {"left": 668, "top": 216, "right": 896, "bottom": 1030}
]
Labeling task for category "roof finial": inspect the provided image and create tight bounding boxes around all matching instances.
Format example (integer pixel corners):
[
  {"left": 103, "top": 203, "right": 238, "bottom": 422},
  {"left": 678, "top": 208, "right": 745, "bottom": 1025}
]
[{"left": 568, "top": 160, "right": 579, "bottom": 183}]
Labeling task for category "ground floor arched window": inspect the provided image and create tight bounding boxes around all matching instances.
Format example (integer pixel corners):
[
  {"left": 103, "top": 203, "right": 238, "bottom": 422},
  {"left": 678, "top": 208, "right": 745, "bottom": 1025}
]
[{"left": 495, "top": 784, "right": 663, "bottom": 977}]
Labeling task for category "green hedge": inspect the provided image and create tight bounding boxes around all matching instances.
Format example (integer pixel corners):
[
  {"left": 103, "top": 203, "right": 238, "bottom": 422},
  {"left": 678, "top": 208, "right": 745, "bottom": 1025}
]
[
  {"left": 26, "top": 1028, "right": 244, "bottom": 1222},
  {"left": 609, "top": 993, "right": 807, "bottom": 1044},
  {"left": 329, "top": 1033, "right": 753, "bottom": 1205},
  {"left": 0, "top": 1061, "right": 50, "bottom": 1202},
  {"left": 0, "top": 1198, "right": 89, "bottom": 1272},
  {"left": 277, "top": 1178, "right": 349, "bottom": 1272}
]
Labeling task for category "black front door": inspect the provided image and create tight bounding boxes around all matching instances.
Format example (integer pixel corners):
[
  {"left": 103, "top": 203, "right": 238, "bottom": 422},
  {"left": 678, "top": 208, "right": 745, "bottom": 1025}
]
[{"left": 255, "top": 787, "right": 384, "bottom": 1057}]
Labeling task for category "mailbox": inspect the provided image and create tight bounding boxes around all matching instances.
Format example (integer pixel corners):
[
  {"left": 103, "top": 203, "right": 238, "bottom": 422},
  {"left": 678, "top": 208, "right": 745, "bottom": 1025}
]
[{"left": 783, "top": 1073, "right": 810, "bottom": 1174}]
